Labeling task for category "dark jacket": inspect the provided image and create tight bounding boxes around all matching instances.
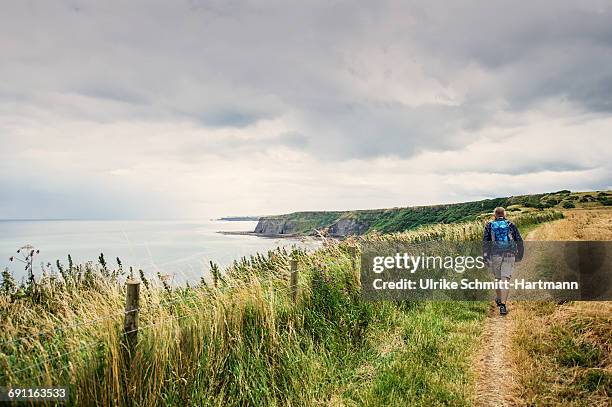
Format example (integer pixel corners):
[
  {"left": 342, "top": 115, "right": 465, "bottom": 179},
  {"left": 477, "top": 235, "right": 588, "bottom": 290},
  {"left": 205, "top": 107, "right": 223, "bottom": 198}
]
[{"left": 482, "top": 217, "right": 524, "bottom": 261}]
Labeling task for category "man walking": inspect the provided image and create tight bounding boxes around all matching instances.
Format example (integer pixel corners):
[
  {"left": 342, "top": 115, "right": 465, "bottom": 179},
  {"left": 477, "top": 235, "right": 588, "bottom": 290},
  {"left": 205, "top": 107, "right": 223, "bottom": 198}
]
[{"left": 483, "top": 207, "right": 524, "bottom": 315}]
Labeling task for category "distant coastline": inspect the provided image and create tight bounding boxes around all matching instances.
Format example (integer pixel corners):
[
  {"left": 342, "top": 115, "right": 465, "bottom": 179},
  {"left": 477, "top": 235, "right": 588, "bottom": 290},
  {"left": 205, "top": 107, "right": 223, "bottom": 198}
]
[
  {"left": 217, "top": 216, "right": 260, "bottom": 221},
  {"left": 218, "top": 230, "right": 301, "bottom": 239}
]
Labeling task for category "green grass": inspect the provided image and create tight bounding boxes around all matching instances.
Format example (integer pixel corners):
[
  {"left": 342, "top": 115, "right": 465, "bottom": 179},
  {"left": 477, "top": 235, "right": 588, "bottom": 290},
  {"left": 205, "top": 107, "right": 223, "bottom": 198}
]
[
  {"left": 0, "top": 210, "right": 564, "bottom": 406},
  {"left": 344, "top": 302, "right": 488, "bottom": 406},
  {"left": 256, "top": 189, "right": 606, "bottom": 236}
]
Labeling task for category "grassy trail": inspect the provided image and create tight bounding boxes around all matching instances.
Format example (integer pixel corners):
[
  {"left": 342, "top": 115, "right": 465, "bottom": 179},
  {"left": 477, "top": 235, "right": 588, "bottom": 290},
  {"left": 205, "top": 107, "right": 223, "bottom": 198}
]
[{"left": 472, "top": 220, "right": 547, "bottom": 407}]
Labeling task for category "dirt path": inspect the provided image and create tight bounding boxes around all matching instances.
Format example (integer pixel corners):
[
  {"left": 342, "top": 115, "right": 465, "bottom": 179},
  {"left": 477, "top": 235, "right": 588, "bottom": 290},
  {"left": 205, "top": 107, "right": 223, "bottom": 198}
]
[
  {"left": 473, "top": 218, "right": 545, "bottom": 406},
  {"left": 474, "top": 208, "right": 612, "bottom": 406},
  {"left": 473, "top": 219, "right": 543, "bottom": 407},
  {"left": 474, "top": 305, "right": 514, "bottom": 406}
]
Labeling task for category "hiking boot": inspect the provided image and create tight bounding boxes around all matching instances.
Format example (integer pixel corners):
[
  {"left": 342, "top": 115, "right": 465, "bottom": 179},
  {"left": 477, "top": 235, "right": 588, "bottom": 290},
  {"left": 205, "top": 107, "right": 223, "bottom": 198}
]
[
  {"left": 499, "top": 303, "right": 508, "bottom": 315},
  {"left": 495, "top": 298, "right": 502, "bottom": 307}
]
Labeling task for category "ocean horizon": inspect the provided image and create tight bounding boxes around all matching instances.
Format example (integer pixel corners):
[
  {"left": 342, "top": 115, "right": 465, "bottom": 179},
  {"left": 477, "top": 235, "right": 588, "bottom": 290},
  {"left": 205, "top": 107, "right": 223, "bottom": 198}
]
[{"left": 0, "top": 219, "right": 320, "bottom": 284}]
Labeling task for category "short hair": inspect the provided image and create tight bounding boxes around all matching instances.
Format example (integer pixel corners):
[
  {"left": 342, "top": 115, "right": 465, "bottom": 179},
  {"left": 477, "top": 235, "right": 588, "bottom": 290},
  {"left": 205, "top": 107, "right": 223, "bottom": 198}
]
[{"left": 494, "top": 207, "right": 506, "bottom": 217}]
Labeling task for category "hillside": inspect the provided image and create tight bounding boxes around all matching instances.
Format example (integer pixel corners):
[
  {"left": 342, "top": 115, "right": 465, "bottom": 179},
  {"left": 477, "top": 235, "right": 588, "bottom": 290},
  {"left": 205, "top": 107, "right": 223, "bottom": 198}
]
[{"left": 254, "top": 190, "right": 611, "bottom": 237}]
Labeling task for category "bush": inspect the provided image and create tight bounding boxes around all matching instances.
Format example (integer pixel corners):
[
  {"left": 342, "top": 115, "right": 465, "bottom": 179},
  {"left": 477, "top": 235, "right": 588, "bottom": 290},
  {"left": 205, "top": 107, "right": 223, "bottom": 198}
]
[
  {"left": 562, "top": 201, "right": 576, "bottom": 209},
  {"left": 597, "top": 196, "right": 612, "bottom": 206},
  {"left": 544, "top": 198, "right": 560, "bottom": 206}
]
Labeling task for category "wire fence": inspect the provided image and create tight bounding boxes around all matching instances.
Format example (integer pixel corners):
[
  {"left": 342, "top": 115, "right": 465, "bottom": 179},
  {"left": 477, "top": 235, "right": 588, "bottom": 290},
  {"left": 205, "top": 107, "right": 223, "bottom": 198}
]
[
  {"left": 0, "top": 249, "right": 331, "bottom": 386},
  {"left": 23, "top": 311, "right": 200, "bottom": 385},
  {"left": 0, "top": 308, "right": 138, "bottom": 348},
  {"left": 1, "top": 272, "right": 278, "bottom": 345},
  {"left": 0, "top": 284, "right": 224, "bottom": 348},
  {"left": 0, "top": 274, "right": 288, "bottom": 383},
  {"left": 3, "top": 301, "right": 209, "bottom": 383}
]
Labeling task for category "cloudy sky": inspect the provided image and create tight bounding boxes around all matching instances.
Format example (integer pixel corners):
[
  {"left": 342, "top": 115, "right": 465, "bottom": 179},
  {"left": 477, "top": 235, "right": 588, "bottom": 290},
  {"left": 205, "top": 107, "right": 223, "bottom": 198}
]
[{"left": 1, "top": 0, "right": 611, "bottom": 219}]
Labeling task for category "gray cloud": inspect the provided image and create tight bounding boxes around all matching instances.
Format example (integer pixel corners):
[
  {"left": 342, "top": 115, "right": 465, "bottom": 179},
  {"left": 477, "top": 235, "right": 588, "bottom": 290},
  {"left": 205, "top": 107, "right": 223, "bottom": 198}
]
[
  {"left": 1, "top": 1, "right": 611, "bottom": 218},
  {"left": 0, "top": 176, "right": 175, "bottom": 220},
  {"left": 3, "top": 2, "right": 611, "bottom": 139}
]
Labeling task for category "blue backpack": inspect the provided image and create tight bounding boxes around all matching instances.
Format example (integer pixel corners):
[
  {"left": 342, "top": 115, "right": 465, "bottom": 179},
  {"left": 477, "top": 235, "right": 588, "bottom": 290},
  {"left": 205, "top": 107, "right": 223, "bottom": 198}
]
[{"left": 490, "top": 219, "right": 514, "bottom": 250}]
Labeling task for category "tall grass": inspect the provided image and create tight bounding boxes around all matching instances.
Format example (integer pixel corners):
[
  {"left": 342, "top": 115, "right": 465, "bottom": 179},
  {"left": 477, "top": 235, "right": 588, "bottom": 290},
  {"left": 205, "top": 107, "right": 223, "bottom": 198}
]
[
  {"left": 1, "top": 243, "right": 374, "bottom": 406},
  {"left": 509, "top": 208, "right": 611, "bottom": 406},
  {"left": 0, "top": 210, "right": 562, "bottom": 406},
  {"left": 511, "top": 302, "right": 612, "bottom": 405},
  {"left": 363, "top": 210, "right": 563, "bottom": 243}
]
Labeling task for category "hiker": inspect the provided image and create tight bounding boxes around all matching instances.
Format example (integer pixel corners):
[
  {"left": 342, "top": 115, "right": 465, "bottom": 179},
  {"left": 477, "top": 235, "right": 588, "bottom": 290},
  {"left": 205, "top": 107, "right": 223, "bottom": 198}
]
[{"left": 483, "top": 207, "right": 524, "bottom": 315}]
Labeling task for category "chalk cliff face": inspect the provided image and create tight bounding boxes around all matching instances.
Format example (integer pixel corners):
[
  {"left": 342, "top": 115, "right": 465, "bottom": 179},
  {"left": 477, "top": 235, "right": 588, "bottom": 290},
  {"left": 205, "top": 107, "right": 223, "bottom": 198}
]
[
  {"left": 327, "top": 218, "right": 369, "bottom": 237},
  {"left": 254, "top": 216, "right": 368, "bottom": 237},
  {"left": 254, "top": 218, "right": 298, "bottom": 235}
]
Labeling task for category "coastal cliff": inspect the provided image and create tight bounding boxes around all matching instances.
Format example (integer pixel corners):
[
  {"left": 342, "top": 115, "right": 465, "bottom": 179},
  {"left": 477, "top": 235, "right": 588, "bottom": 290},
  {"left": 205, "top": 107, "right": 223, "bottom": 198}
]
[
  {"left": 253, "top": 211, "right": 344, "bottom": 236},
  {"left": 251, "top": 190, "right": 609, "bottom": 238},
  {"left": 253, "top": 217, "right": 299, "bottom": 235},
  {"left": 253, "top": 215, "right": 369, "bottom": 237},
  {"left": 327, "top": 218, "right": 369, "bottom": 237}
]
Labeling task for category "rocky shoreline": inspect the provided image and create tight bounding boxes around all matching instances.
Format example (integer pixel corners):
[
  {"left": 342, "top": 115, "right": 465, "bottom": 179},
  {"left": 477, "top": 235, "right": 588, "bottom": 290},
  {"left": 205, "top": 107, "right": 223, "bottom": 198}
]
[{"left": 217, "top": 230, "right": 303, "bottom": 239}]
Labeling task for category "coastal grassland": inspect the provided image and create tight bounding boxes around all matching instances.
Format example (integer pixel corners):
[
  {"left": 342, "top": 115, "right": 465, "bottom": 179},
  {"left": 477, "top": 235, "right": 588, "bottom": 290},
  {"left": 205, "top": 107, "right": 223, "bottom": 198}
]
[
  {"left": 0, "top": 210, "right": 561, "bottom": 406},
  {"left": 255, "top": 190, "right": 605, "bottom": 236},
  {"left": 510, "top": 208, "right": 612, "bottom": 406}
]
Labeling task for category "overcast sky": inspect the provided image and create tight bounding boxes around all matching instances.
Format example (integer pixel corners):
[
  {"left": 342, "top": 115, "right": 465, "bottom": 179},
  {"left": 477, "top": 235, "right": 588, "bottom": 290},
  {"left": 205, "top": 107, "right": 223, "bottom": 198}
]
[{"left": 1, "top": 0, "right": 611, "bottom": 219}]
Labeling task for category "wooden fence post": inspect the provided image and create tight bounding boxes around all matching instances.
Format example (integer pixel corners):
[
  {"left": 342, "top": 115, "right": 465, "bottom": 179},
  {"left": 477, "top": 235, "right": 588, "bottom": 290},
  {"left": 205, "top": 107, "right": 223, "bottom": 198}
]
[
  {"left": 124, "top": 280, "right": 140, "bottom": 356},
  {"left": 290, "top": 257, "right": 298, "bottom": 303}
]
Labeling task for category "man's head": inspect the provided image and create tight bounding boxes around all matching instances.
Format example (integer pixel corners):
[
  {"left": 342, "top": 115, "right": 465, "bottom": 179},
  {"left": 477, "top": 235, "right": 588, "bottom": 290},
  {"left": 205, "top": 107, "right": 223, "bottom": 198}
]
[{"left": 494, "top": 207, "right": 506, "bottom": 218}]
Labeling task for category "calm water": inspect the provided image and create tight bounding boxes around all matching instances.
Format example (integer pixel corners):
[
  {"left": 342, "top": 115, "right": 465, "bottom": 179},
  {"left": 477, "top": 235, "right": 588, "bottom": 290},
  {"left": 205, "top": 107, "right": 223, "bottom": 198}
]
[{"left": 0, "top": 220, "right": 320, "bottom": 284}]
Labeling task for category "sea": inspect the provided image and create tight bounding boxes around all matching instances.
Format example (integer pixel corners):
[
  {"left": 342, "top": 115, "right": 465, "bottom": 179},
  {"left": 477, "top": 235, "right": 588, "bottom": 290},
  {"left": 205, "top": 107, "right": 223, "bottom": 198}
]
[{"left": 0, "top": 220, "right": 320, "bottom": 285}]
